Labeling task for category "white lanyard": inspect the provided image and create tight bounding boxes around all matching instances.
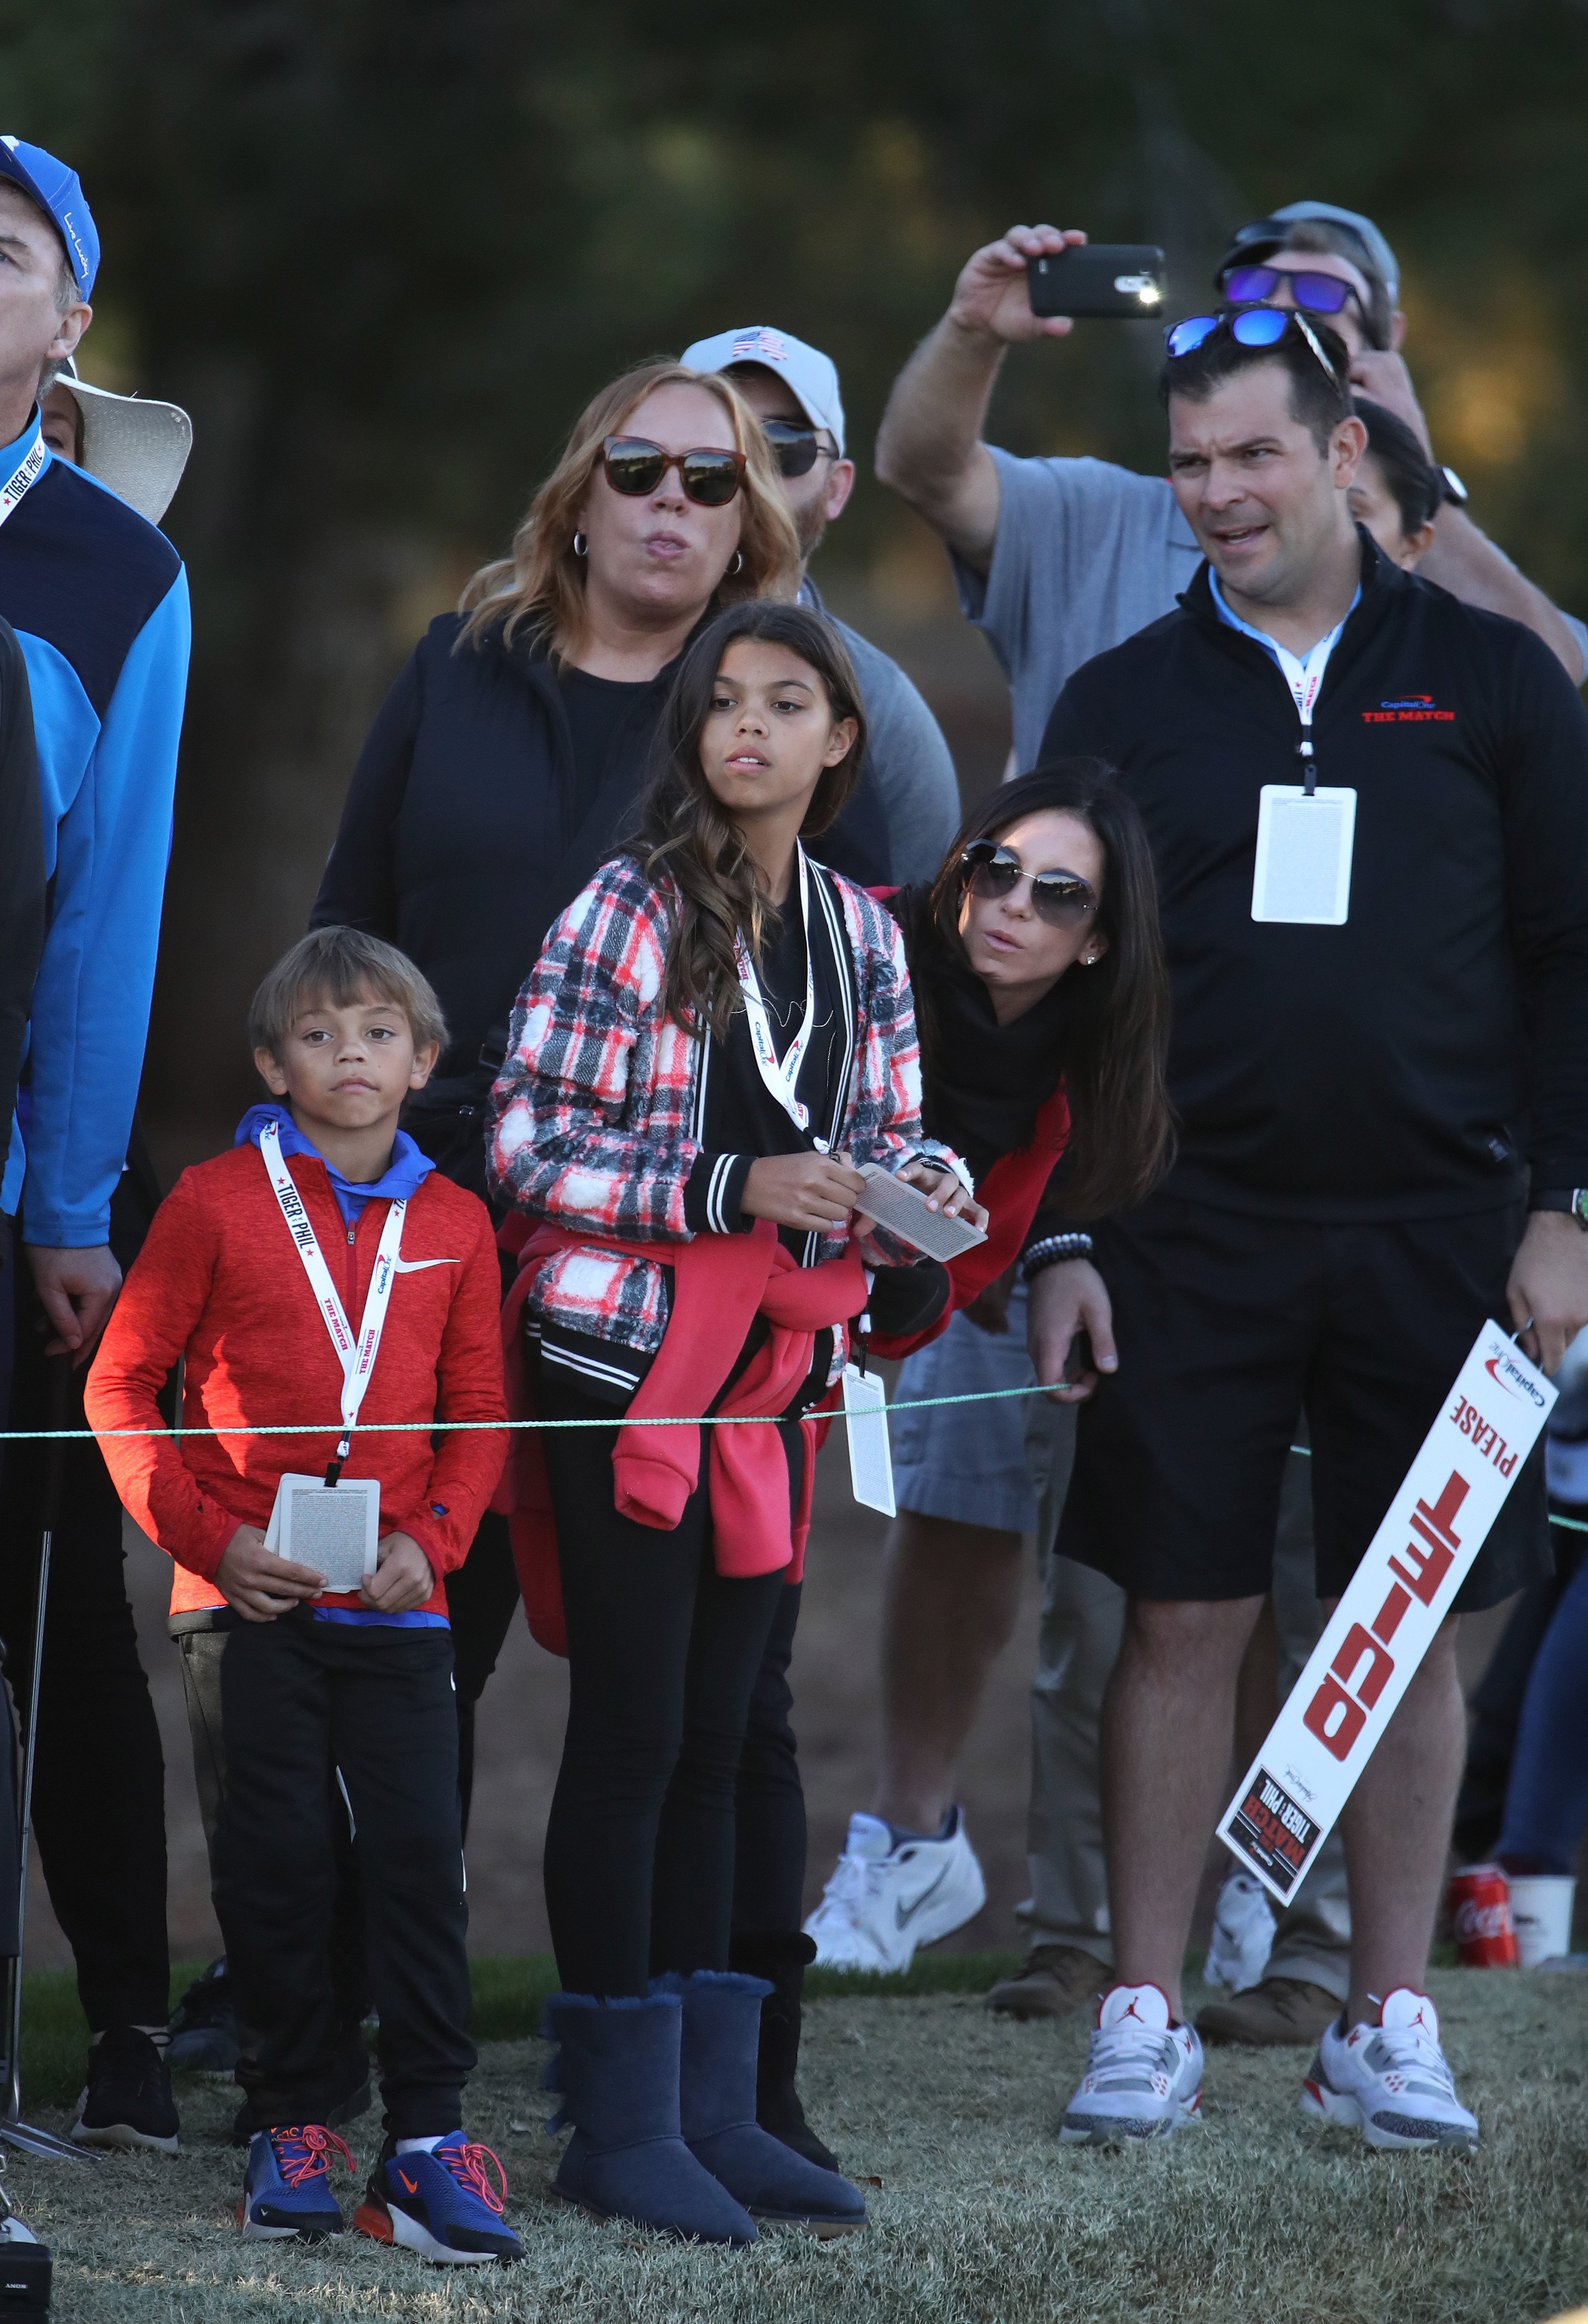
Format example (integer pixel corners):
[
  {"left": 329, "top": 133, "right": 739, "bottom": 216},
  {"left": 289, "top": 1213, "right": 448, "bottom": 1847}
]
[
  {"left": 734, "top": 843, "right": 816, "bottom": 1134},
  {"left": 259, "top": 1121, "right": 406, "bottom": 1478},
  {"left": 1268, "top": 619, "right": 1345, "bottom": 727},
  {"left": 0, "top": 422, "right": 46, "bottom": 532},
  {"left": 1267, "top": 619, "right": 1345, "bottom": 796}
]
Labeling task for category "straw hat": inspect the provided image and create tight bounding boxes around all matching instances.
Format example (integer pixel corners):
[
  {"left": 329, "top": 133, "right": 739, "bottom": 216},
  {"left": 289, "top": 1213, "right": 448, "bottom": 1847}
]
[{"left": 47, "top": 359, "right": 192, "bottom": 526}]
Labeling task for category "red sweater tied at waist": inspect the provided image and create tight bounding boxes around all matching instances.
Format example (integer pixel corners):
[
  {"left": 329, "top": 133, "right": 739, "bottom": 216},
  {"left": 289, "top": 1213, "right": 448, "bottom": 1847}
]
[{"left": 495, "top": 1216, "right": 868, "bottom": 1655}]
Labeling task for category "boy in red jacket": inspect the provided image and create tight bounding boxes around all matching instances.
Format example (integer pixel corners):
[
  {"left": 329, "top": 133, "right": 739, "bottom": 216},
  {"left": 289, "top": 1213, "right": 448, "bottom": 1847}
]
[{"left": 86, "top": 928, "right": 519, "bottom": 2264}]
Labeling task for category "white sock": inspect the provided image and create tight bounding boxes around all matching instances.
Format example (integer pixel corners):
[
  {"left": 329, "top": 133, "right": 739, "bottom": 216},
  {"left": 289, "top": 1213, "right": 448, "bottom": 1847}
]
[{"left": 395, "top": 2132, "right": 454, "bottom": 2155}]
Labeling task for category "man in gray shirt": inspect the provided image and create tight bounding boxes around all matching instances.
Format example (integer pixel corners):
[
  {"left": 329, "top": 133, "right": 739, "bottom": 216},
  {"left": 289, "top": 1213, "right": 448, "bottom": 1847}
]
[
  {"left": 879, "top": 211, "right": 1584, "bottom": 775},
  {"left": 870, "top": 200, "right": 1587, "bottom": 2050},
  {"left": 682, "top": 324, "right": 961, "bottom": 881}
]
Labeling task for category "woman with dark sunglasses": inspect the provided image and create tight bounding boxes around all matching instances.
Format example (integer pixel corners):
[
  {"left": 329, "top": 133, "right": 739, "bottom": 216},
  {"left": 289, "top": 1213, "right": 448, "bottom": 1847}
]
[
  {"left": 312, "top": 358, "right": 909, "bottom": 1842},
  {"left": 741, "top": 761, "right": 1171, "bottom": 2152}
]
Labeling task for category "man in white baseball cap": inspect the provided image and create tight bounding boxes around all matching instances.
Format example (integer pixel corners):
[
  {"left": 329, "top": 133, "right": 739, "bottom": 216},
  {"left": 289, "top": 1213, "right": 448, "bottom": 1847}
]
[{"left": 681, "top": 324, "right": 960, "bottom": 884}]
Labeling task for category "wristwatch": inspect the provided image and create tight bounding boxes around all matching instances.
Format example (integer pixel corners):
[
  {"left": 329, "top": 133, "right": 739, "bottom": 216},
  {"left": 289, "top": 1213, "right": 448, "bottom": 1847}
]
[
  {"left": 1528, "top": 1189, "right": 1588, "bottom": 1229},
  {"left": 1440, "top": 464, "right": 1469, "bottom": 508}
]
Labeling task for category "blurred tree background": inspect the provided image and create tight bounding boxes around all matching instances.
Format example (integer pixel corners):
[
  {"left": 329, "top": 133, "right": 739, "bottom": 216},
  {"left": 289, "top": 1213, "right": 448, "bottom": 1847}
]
[{"left": 3, "top": 0, "right": 1586, "bottom": 1159}]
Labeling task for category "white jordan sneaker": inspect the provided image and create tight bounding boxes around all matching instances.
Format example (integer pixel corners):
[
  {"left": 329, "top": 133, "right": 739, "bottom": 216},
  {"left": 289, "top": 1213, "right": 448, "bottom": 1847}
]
[
  {"left": 803, "top": 1809, "right": 987, "bottom": 1972},
  {"left": 1204, "top": 1868, "right": 1277, "bottom": 1993},
  {"left": 1300, "top": 1987, "right": 1478, "bottom": 2152},
  {"left": 1059, "top": 1982, "right": 1204, "bottom": 2144}
]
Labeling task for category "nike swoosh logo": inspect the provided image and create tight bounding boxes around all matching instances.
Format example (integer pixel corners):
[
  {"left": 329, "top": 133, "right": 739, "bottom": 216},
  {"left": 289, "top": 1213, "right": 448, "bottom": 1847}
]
[
  {"left": 398, "top": 2170, "right": 419, "bottom": 2194},
  {"left": 895, "top": 1864, "right": 951, "bottom": 1930},
  {"left": 393, "top": 1257, "right": 460, "bottom": 1273}
]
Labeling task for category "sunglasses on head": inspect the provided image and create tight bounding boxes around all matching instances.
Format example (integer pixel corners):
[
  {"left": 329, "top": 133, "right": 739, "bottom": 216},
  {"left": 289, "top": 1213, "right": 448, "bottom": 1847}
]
[
  {"left": 601, "top": 435, "right": 746, "bottom": 506},
  {"left": 761, "top": 417, "right": 840, "bottom": 480},
  {"left": 1164, "top": 305, "right": 1344, "bottom": 390},
  {"left": 959, "top": 840, "right": 1097, "bottom": 928},
  {"left": 1220, "top": 263, "right": 1363, "bottom": 321}
]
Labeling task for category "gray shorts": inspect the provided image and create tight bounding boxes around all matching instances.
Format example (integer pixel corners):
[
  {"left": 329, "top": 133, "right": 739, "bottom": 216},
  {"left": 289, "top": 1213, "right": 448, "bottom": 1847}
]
[{"left": 888, "top": 1281, "right": 1037, "bottom": 1533}]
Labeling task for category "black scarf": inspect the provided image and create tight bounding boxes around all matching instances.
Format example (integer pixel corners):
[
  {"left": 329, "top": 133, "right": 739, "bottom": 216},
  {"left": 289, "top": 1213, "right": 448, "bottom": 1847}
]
[{"left": 890, "top": 882, "right": 1068, "bottom": 1186}]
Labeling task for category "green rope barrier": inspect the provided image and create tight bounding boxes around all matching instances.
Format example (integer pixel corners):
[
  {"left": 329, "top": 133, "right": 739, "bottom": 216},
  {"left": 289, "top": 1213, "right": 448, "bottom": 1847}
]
[{"left": 5, "top": 1380, "right": 1579, "bottom": 1529}]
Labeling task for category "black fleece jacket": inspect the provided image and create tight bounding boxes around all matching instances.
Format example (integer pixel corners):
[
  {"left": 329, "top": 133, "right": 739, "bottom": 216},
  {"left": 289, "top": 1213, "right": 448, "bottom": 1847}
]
[
  {"left": 0, "top": 619, "right": 44, "bottom": 1176},
  {"left": 1041, "top": 539, "right": 1588, "bottom": 1221},
  {"left": 312, "top": 612, "right": 891, "bottom": 1093}
]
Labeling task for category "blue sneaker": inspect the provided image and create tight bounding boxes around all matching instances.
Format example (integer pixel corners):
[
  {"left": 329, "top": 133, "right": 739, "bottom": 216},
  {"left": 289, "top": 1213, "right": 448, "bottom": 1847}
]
[
  {"left": 354, "top": 2132, "right": 520, "bottom": 2265},
  {"left": 238, "top": 2124, "right": 355, "bottom": 2240}
]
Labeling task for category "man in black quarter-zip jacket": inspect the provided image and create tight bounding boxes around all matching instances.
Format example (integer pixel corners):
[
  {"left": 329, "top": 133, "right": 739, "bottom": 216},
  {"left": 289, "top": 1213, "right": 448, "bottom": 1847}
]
[{"left": 1032, "top": 308, "right": 1588, "bottom": 2155}]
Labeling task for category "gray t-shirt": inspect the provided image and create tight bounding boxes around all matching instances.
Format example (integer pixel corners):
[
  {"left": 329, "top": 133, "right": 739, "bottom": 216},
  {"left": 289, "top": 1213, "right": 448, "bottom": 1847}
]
[
  {"left": 957, "top": 447, "right": 1588, "bottom": 769},
  {"left": 801, "top": 578, "right": 961, "bottom": 883},
  {"left": 952, "top": 449, "right": 1203, "bottom": 774}
]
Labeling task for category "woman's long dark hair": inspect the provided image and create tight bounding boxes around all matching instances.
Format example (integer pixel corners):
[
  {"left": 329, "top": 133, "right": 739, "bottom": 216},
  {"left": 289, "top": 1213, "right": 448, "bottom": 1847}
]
[
  {"left": 922, "top": 761, "right": 1174, "bottom": 1216},
  {"left": 636, "top": 601, "right": 867, "bottom": 1037}
]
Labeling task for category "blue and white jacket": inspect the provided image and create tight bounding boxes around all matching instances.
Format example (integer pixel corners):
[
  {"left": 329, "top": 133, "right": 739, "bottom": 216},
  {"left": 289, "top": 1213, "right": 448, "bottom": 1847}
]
[{"left": 0, "top": 410, "right": 191, "bottom": 1244}]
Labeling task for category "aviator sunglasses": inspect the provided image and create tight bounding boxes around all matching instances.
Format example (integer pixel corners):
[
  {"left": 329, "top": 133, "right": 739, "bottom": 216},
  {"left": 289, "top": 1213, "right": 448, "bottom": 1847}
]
[
  {"left": 959, "top": 840, "right": 1097, "bottom": 928},
  {"left": 1164, "top": 304, "right": 1344, "bottom": 389},
  {"left": 1220, "top": 263, "right": 1364, "bottom": 322},
  {"left": 761, "top": 417, "right": 840, "bottom": 480},
  {"left": 601, "top": 435, "right": 746, "bottom": 506}
]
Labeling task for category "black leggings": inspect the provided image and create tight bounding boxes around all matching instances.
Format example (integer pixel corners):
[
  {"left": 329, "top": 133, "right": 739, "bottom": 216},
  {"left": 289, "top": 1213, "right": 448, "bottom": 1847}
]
[
  {"left": 539, "top": 1374, "right": 790, "bottom": 1997},
  {"left": 732, "top": 1583, "right": 808, "bottom": 1937}
]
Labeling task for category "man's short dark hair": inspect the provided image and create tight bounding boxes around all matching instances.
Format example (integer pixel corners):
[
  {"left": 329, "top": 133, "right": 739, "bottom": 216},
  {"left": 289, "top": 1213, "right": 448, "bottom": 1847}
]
[{"left": 1160, "top": 316, "right": 1354, "bottom": 452}]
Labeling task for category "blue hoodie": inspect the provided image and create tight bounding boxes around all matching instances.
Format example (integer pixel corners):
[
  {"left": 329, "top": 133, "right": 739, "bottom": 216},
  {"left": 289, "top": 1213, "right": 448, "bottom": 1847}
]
[{"left": 235, "top": 1102, "right": 434, "bottom": 1225}]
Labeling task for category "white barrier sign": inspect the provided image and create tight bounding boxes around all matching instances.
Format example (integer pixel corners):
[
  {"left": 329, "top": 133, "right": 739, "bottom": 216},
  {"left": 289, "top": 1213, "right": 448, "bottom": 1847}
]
[{"left": 1218, "top": 1321, "right": 1555, "bottom": 1906}]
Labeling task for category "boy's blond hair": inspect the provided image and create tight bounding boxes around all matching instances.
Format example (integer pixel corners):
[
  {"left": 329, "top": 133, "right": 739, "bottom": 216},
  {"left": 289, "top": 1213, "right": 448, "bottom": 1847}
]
[{"left": 248, "top": 928, "right": 448, "bottom": 1061}]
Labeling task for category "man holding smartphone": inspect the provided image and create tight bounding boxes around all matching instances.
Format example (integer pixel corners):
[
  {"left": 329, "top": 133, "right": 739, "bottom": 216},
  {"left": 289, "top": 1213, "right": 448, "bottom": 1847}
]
[{"left": 872, "top": 200, "right": 1588, "bottom": 2051}]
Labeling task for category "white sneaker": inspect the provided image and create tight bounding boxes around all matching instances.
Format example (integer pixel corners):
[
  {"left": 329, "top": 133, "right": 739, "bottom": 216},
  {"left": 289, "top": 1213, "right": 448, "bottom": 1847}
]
[
  {"left": 1300, "top": 1987, "right": 1478, "bottom": 2151},
  {"left": 1204, "top": 1869, "right": 1277, "bottom": 1993},
  {"left": 803, "top": 1809, "right": 987, "bottom": 1972},
  {"left": 1059, "top": 1982, "right": 1204, "bottom": 2144}
]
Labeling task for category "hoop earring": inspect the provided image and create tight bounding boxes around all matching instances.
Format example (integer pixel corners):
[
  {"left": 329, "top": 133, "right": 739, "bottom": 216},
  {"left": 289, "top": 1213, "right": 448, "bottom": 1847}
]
[
  {"left": 728, "top": 551, "right": 743, "bottom": 576},
  {"left": 572, "top": 532, "right": 588, "bottom": 558}
]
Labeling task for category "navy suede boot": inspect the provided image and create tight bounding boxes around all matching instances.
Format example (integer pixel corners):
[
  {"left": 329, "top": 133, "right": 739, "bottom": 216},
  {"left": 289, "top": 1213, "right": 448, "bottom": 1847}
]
[
  {"left": 662, "top": 1972, "right": 867, "bottom": 2235},
  {"left": 540, "top": 1992, "right": 757, "bottom": 2246}
]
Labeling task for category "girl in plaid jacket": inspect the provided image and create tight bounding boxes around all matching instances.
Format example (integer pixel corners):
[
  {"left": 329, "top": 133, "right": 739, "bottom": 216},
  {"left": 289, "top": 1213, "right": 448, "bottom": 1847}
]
[{"left": 487, "top": 602, "right": 978, "bottom": 2243}]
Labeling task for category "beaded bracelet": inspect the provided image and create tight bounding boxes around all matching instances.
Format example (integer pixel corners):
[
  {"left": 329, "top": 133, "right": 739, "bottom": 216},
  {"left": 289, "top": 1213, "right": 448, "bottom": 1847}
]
[{"left": 1019, "top": 1231, "right": 1094, "bottom": 1286}]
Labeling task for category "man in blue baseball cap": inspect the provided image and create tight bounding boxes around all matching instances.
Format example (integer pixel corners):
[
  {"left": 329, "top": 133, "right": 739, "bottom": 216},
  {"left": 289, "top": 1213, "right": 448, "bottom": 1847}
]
[
  {"left": 0, "top": 134, "right": 189, "bottom": 2158},
  {"left": 0, "top": 136, "right": 99, "bottom": 302}
]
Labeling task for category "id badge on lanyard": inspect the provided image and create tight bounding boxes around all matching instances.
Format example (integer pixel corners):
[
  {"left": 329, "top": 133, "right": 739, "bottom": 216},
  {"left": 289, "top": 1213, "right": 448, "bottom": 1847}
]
[
  {"left": 258, "top": 1122, "right": 406, "bottom": 1483},
  {"left": 734, "top": 843, "right": 820, "bottom": 1140},
  {"left": 1249, "top": 619, "right": 1357, "bottom": 927}
]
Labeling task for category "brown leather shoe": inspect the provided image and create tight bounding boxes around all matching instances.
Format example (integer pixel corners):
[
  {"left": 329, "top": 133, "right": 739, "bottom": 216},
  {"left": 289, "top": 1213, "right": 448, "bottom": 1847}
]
[
  {"left": 1196, "top": 1976, "right": 1342, "bottom": 2048},
  {"left": 985, "top": 1944, "right": 1105, "bottom": 2021}
]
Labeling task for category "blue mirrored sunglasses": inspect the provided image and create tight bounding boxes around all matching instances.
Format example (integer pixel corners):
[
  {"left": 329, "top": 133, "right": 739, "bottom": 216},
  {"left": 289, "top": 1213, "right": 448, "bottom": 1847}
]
[{"left": 1164, "top": 305, "right": 1341, "bottom": 388}]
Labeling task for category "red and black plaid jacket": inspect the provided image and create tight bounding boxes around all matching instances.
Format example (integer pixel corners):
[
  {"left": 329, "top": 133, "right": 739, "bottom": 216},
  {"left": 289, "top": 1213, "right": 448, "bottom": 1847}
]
[{"left": 488, "top": 853, "right": 949, "bottom": 1364}]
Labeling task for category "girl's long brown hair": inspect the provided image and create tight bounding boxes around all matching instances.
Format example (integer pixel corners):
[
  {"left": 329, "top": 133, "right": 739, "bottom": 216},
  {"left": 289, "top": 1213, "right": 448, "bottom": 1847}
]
[
  {"left": 923, "top": 761, "right": 1174, "bottom": 1217},
  {"left": 457, "top": 360, "right": 801, "bottom": 659},
  {"left": 635, "top": 602, "right": 867, "bottom": 1039}
]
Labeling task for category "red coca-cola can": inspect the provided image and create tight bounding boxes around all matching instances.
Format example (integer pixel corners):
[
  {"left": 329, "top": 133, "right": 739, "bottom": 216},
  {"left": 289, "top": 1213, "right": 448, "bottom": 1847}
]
[{"left": 1448, "top": 1864, "right": 1519, "bottom": 1967}]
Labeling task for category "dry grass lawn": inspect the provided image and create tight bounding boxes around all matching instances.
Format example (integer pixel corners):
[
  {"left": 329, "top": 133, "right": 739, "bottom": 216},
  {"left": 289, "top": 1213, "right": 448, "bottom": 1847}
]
[{"left": 4, "top": 1963, "right": 1586, "bottom": 2322}]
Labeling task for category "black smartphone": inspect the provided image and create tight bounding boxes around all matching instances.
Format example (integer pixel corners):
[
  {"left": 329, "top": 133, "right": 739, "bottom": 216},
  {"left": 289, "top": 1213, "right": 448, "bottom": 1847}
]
[{"left": 1027, "top": 245, "right": 1167, "bottom": 320}]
